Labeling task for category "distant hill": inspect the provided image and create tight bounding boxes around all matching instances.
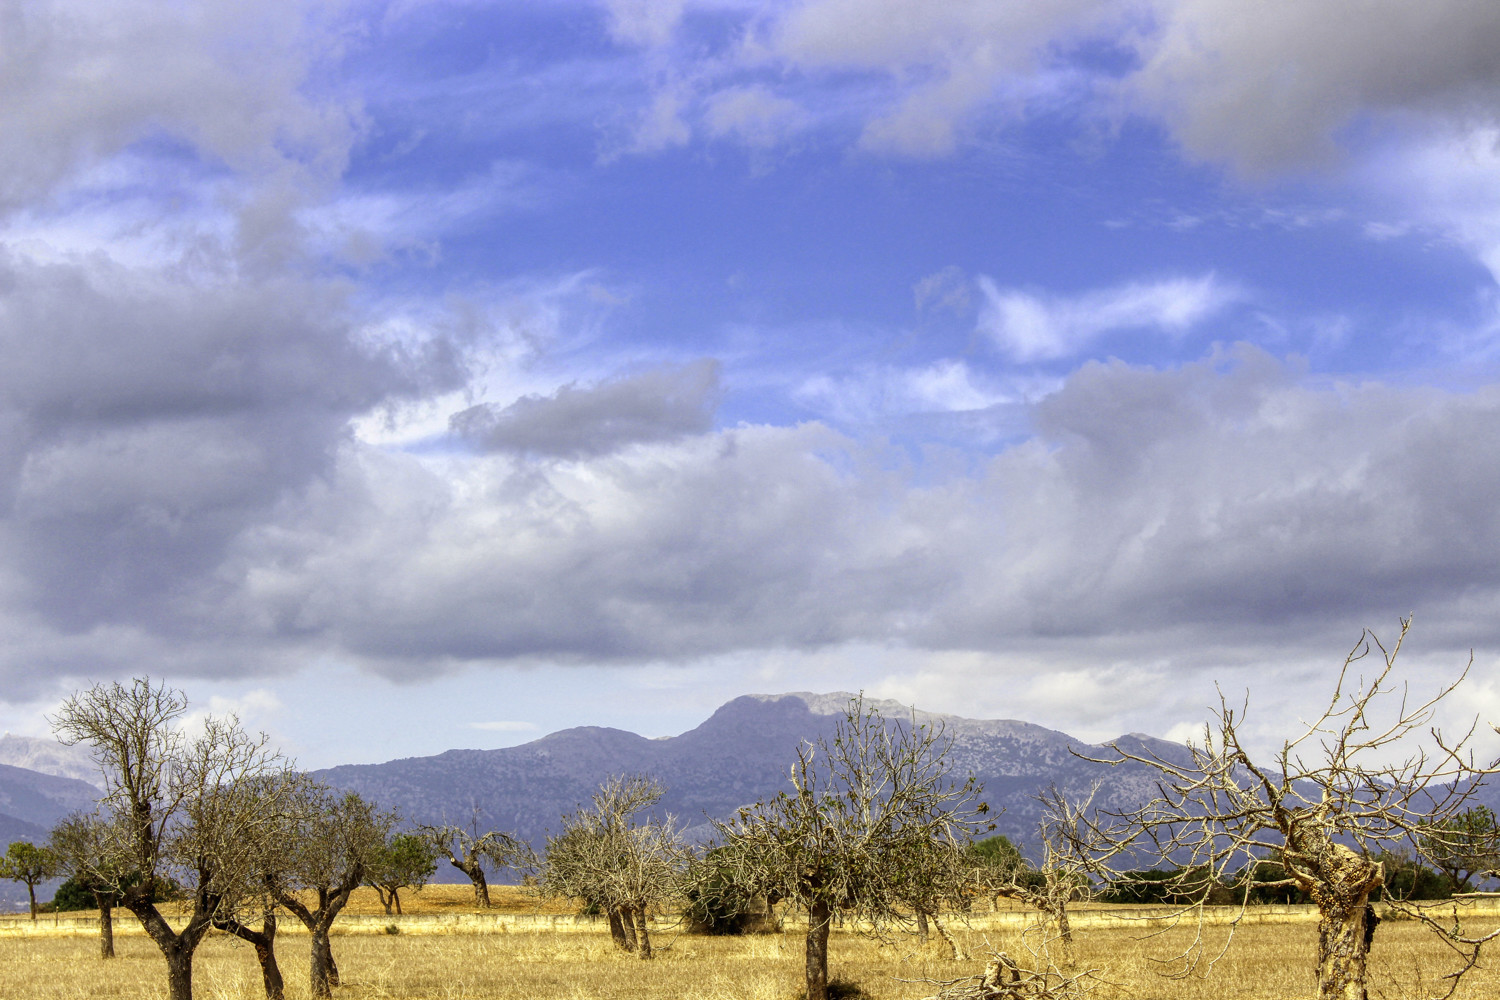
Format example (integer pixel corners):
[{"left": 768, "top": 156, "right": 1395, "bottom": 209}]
[
  {"left": 0, "top": 763, "right": 101, "bottom": 912},
  {"left": 315, "top": 692, "right": 1192, "bottom": 871}
]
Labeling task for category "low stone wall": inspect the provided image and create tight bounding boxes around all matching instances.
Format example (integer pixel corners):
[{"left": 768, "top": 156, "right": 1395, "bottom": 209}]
[{"left": 5, "top": 901, "right": 1498, "bottom": 939}]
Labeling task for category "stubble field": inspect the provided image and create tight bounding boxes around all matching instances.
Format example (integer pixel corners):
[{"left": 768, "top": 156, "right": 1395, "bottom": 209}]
[{"left": 3, "top": 886, "right": 1498, "bottom": 1000}]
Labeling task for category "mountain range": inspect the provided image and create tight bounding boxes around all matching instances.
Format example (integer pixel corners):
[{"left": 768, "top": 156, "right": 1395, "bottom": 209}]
[{"left": 312, "top": 692, "right": 1190, "bottom": 862}]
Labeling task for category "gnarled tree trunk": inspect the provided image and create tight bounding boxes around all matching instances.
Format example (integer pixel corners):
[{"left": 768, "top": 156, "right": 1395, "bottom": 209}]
[
  {"left": 1308, "top": 847, "right": 1383, "bottom": 1000},
  {"left": 805, "top": 899, "right": 832, "bottom": 1000},
  {"left": 214, "top": 911, "right": 284, "bottom": 1000},
  {"left": 606, "top": 906, "right": 631, "bottom": 950}
]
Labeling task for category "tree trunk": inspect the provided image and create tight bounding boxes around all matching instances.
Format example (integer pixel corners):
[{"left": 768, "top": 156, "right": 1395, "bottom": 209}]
[
  {"left": 393, "top": 889, "right": 403, "bottom": 916},
  {"left": 932, "top": 914, "right": 967, "bottom": 961},
  {"left": 310, "top": 930, "right": 338, "bottom": 998},
  {"left": 607, "top": 907, "right": 630, "bottom": 950},
  {"left": 376, "top": 886, "right": 394, "bottom": 916},
  {"left": 26, "top": 880, "right": 37, "bottom": 921},
  {"left": 95, "top": 894, "right": 115, "bottom": 959},
  {"left": 254, "top": 914, "right": 285, "bottom": 1000},
  {"left": 1054, "top": 900, "right": 1075, "bottom": 966},
  {"left": 1309, "top": 847, "right": 1383, "bottom": 1000},
  {"left": 470, "top": 865, "right": 491, "bottom": 908},
  {"left": 215, "top": 912, "right": 284, "bottom": 1000},
  {"left": 915, "top": 909, "right": 929, "bottom": 944},
  {"left": 166, "top": 947, "right": 194, "bottom": 1000},
  {"left": 1316, "top": 903, "right": 1377, "bottom": 1000},
  {"left": 805, "top": 899, "right": 832, "bottom": 1000},
  {"left": 633, "top": 906, "right": 652, "bottom": 959}
]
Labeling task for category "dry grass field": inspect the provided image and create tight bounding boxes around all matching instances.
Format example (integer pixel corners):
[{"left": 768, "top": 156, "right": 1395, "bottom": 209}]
[{"left": 3, "top": 887, "right": 1498, "bottom": 1000}]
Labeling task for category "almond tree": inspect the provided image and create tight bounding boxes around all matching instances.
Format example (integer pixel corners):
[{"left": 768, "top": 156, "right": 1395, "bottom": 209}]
[
  {"left": 51, "top": 678, "right": 293, "bottom": 1000},
  {"left": 266, "top": 783, "right": 394, "bottom": 998},
  {"left": 1056, "top": 620, "right": 1500, "bottom": 1000},
  {"left": 709, "top": 697, "right": 988, "bottom": 1000},
  {"left": 49, "top": 813, "right": 126, "bottom": 958},
  {"left": 541, "top": 775, "right": 690, "bottom": 958}
]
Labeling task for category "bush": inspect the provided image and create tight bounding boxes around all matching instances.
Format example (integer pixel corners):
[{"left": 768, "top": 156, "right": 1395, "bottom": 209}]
[{"left": 52, "top": 877, "right": 98, "bottom": 912}]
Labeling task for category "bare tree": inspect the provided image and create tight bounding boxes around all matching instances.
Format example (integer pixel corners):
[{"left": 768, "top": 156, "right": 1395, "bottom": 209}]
[
  {"left": 1055, "top": 620, "right": 1500, "bottom": 1000},
  {"left": 541, "top": 775, "right": 690, "bottom": 958},
  {"left": 51, "top": 678, "right": 293, "bottom": 1000},
  {"left": 708, "top": 697, "right": 988, "bottom": 1000},
  {"left": 266, "top": 783, "right": 394, "bottom": 998},
  {"left": 423, "top": 813, "right": 527, "bottom": 909},
  {"left": 0, "top": 840, "right": 57, "bottom": 921},
  {"left": 49, "top": 813, "right": 126, "bottom": 958}
]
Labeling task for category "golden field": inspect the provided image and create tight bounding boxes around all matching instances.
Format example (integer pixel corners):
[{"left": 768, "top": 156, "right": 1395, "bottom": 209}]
[{"left": 3, "top": 887, "right": 1498, "bottom": 1000}]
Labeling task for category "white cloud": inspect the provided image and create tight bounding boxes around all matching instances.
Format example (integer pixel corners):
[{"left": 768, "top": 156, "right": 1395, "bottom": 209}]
[
  {"left": 0, "top": 0, "right": 359, "bottom": 210},
  {"left": 603, "top": 0, "right": 687, "bottom": 47},
  {"left": 976, "top": 273, "right": 1240, "bottom": 361},
  {"left": 795, "top": 360, "right": 1013, "bottom": 424},
  {"left": 704, "top": 86, "right": 809, "bottom": 149}
]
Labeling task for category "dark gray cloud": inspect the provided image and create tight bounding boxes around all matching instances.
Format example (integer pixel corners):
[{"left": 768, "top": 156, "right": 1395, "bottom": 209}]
[
  {"left": 0, "top": 250, "right": 461, "bottom": 635},
  {"left": 167, "top": 345, "right": 1500, "bottom": 683},
  {"left": 450, "top": 359, "right": 722, "bottom": 458}
]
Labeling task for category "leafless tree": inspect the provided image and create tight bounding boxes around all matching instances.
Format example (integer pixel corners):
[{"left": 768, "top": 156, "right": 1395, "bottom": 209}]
[
  {"left": 707, "top": 696, "right": 989, "bottom": 1000},
  {"left": 540, "top": 775, "right": 690, "bottom": 958},
  {"left": 49, "top": 813, "right": 126, "bottom": 958},
  {"left": 972, "top": 817, "right": 1093, "bottom": 967},
  {"left": 423, "top": 812, "right": 527, "bottom": 909},
  {"left": 51, "top": 678, "right": 294, "bottom": 1000},
  {"left": 1054, "top": 619, "right": 1500, "bottom": 1000},
  {"left": 266, "top": 782, "right": 395, "bottom": 998}
]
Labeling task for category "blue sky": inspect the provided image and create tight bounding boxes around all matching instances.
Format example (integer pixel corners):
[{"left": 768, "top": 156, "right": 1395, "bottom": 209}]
[{"left": 4, "top": 0, "right": 1500, "bottom": 767}]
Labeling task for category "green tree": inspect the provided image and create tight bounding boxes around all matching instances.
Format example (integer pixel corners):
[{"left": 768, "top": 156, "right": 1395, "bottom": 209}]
[
  {"left": 0, "top": 840, "right": 58, "bottom": 921},
  {"left": 1419, "top": 806, "right": 1500, "bottom": 893},
  {"left": 365, "top": 832, "right": 439, "bottom": 915}
]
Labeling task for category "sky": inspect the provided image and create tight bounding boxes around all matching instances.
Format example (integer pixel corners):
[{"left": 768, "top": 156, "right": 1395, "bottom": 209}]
[{"left": 4, "top": 0, "right": 1500, "bottom": 770}]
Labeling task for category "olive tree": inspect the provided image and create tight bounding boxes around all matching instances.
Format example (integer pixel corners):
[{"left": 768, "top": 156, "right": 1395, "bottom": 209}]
[
  {"left": 366, "top": 831, "right": 439, "bottom": 915},
  {"left": 51, "top": 678, "right": 294, "bottom": 1000},
  {"left": 708, "top": 697, "right": 988, "bottom": 1000},
  {"left": 0, "top": 840, "right": 58, "bottom": 921},
  {"left": 1056, "top": 620, "right": 1500, "bottom": 1000},
  {"left": 541, "top": 775, "right": 690, "bottom": 958}
]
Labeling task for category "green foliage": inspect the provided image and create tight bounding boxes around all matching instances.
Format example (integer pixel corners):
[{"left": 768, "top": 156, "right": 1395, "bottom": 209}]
[
  {"left": 366, "top": 832, "right": 440, "bottom": 895},
  {"left": 684, "top": 849, "right": 773, "bottom": 935},
  {"left": 51, "top": 877, "right": 98, "bottom": 912},
  {"left": 1371, "top": 849, "right": 1455, "bottom": 901},
  {"left": 1100, "top": 866, "right": 1233, "bottom": 905},
  {"left": 1419, "top": 806, "right": 1500, "bottom": 892},
  {"left": 0, "top": 841, "right": 57, "bottom": 884}
]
